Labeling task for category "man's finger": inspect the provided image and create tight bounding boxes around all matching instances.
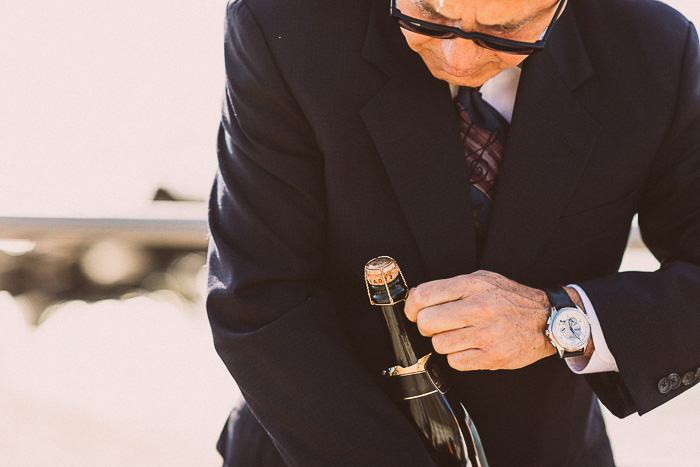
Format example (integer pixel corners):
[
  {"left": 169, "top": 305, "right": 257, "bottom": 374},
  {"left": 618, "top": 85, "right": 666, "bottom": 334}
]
[
  {"left": 414, "top": 300, "right": 477, "bottom": 336},
  {"left": 404, "top": 275, "right": 477, "bottom": 322},
  {"left": 430, "top": 326, "right": 482, "bottom": 355},
  {"left": 446, "top": 349, "right": 487, "bottom": 372}
]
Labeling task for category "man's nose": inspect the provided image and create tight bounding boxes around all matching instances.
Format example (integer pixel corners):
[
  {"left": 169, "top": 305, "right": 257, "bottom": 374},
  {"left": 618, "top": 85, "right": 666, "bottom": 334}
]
[{"left": 440, "top": 38, "right": 484, "bottom": 70}]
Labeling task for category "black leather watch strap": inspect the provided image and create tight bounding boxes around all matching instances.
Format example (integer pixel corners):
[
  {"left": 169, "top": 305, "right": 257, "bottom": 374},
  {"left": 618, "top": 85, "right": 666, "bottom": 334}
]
[
  {"left": 543, "top": 287, "right": 576, "bottom": 310},
  {"left": 544, "top": 287, "right": 586, "bottom": 358}
]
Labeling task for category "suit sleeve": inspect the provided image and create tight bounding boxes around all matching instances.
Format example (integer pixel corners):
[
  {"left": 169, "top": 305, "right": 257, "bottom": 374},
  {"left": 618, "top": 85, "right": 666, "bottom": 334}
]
[
  {"left": 206, "top": 1, "right": 436, "bottom": 465},
  {"left": 579, "top": 21, "right": 700, "bottom": 418}
]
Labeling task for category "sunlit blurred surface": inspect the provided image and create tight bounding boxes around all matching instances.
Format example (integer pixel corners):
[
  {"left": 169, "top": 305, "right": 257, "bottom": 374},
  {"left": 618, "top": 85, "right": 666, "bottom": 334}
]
[
  {"left": 0, "top": 0, "right": 698, "bottom": 466},
  {"left": 0, "top": 290, "right": 237, "bottom": 467}
]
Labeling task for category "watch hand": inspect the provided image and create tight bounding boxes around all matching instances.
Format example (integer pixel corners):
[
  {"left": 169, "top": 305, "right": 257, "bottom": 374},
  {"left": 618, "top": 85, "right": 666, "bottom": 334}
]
[{"left": 568, "top": 318, "right": 580, "bottom": 339}]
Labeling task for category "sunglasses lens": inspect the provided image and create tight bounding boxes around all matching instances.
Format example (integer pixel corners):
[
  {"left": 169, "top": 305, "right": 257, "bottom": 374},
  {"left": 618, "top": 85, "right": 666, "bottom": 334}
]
[
  {"left": 394, "top": 16, "right": 541, "bottom": 55},
  {"left": 475, "top": 38, "right": 536, "bottom": 55},
  {"left": 397, "top": 19, "right": 455, "bottom": 39}
]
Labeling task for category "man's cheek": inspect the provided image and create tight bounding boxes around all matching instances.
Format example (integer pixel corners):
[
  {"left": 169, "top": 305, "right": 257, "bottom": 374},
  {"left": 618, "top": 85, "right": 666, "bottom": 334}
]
[
  {"left": 495, "top": 53, "right": 527, "bottom": 69},
  {"left": 401, "top": 31, "right": 435, "bottom": 51}
]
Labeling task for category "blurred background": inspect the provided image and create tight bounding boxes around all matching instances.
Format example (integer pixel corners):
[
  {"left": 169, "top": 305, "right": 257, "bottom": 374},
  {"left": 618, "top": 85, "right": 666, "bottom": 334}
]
[{"left": 0, "top": 1, "right": 698, "bottom": 465}]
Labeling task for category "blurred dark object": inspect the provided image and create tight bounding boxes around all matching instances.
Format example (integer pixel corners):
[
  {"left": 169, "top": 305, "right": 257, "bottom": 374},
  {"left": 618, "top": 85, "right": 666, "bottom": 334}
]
[
  {"left": 152, "top": 187, "right": 204, "bottom": 202},
  {"left": 0, "top": 200, "right": 208, "bottom": 324}
]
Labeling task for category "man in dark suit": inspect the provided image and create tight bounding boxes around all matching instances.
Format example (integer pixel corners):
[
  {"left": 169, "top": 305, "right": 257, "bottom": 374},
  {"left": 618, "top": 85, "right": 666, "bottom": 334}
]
[{"left": 207, "top": 0, "right": 700, "bottom": 465}]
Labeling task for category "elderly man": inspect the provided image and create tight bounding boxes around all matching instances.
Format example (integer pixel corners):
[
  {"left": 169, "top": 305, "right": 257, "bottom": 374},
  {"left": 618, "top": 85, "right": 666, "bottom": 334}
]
[{"left": 207, "top": 0, "right": 700, "bottom": 464}]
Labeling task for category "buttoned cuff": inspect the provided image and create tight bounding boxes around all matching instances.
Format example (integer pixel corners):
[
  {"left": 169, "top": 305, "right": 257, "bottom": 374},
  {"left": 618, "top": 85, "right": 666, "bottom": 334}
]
[{"left": 564, "top": 284, "right": 619, "bottom": 374}]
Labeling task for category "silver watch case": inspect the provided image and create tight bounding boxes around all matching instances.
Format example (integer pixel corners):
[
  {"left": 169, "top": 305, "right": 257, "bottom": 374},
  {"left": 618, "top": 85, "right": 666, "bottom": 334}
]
[{"left": 545, "top": 306, "right": 591, "bottom": 358}]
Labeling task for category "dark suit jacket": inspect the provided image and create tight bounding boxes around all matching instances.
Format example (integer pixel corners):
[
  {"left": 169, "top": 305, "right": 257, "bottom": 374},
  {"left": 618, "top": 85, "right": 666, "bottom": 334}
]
[{"left": 207, "top": 0, "right": 700, "bottom": 465}]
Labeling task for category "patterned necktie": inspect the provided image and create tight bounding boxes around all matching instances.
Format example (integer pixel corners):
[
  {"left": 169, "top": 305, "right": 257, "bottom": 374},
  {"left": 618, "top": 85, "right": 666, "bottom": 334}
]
[{"left": 454, "top": 86, "right": 510, "bottom": 254}]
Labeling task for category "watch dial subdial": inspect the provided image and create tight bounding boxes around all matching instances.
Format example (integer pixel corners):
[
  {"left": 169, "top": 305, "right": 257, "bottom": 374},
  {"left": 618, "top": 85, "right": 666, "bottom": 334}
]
[{"left": 552, "top": 308, "right": 590, "bottom": 350}]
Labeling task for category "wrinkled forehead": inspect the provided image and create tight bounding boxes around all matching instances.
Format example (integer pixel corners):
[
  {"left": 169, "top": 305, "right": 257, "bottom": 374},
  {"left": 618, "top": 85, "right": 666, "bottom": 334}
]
[{"left": 411, "top": 0, "right": 560, "bottom": 24}]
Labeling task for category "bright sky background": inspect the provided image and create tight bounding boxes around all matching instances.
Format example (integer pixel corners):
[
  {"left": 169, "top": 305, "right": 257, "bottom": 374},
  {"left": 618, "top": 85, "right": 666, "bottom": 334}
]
[
  {"left": 0, "top": 0, "right": 698, "bottom": 217},
  {"left": 0, "top": 1, "right": 226, "bottom": 217}
]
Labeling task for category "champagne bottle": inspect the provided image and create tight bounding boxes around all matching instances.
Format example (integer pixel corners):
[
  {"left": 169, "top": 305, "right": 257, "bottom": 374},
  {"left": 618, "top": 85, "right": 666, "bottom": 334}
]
[{"left": 364, "top": 256, "right": 488, "bottom": 467}]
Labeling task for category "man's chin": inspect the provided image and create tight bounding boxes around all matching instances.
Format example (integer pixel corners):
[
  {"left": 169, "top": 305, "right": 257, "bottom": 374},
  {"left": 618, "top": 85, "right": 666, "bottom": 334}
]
[{"left": 424, "top": 63, "right": 499, "bottom": 88}]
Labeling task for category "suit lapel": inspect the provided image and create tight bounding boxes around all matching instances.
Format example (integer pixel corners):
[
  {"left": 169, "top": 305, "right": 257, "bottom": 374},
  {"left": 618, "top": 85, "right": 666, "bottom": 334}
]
[
  {"left": 358, "top": 1, "right": 601, "bottom": 282},
  {"left": 480, "top": 7, "right": 601, "bottom": 280},
  {"left": 360, "top": 1, "right": 477, "bottom": 279}
]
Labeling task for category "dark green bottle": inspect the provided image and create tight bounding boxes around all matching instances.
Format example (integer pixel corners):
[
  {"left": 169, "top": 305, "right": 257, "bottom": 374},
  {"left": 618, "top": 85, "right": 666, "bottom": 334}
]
[{"left": 364, "top": 256, "right": 489, "bottom": 467}]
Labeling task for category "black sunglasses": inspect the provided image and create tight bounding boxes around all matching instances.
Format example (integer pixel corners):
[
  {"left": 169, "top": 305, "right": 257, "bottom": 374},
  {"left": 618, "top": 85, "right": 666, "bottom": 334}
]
[{"left": 390, "top": 0, "right": 566, "bottom": 55}]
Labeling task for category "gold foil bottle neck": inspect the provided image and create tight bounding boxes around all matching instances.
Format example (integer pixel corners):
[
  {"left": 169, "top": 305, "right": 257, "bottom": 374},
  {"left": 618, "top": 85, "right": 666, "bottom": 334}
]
[{"left": 364, "top": 256, "right": 400, "bottom": 286}]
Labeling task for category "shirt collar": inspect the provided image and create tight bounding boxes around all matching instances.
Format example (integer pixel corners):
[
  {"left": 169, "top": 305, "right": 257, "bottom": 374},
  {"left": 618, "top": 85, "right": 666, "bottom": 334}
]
[{"left": 448, "top": 66, "right": 522, "bottom": 124}]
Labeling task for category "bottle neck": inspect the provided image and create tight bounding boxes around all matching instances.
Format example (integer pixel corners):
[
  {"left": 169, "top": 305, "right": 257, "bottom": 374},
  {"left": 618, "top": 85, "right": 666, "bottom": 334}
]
[
  {"left": 380, "top": 304, "right": 418, "bottom": 367},
  {"left": 367, "top": 278, "right": 417, "bottom": 367}
]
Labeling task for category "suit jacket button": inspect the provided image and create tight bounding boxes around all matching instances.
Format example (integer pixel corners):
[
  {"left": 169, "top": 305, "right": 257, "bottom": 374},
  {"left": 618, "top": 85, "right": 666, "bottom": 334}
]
[
  {"left": 668, "top": 373, "right": 681, "bottom": 390},
  {"left": 682, "top": 372, "right": 696, "bottom": 386},
  {"left": 696, "top": 368, "right": 700, "bottom": 380},
  {"left": 658, "top": 377, "right": 671, "bottom": 394}
]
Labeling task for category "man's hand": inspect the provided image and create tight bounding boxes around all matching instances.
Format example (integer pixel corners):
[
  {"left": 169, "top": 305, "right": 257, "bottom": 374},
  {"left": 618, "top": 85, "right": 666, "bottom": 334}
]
[{"left": 404, "top": 270, "right": 556, "bottom": 371}]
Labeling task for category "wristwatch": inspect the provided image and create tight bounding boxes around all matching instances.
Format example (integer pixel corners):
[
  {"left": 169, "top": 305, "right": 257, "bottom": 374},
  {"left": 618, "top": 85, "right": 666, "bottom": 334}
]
[{"left": 544, "top": 287, "right": 591, "bottom": 358}]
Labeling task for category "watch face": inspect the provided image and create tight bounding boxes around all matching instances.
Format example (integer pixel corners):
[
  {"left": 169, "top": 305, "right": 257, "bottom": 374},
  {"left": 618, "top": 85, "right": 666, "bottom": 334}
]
[{"left": 550, "top": 308, "right": 591, "bottom": 351}]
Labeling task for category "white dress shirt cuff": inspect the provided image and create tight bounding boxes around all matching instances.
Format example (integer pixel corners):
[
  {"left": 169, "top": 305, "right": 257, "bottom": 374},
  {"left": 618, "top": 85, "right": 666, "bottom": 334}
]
[{"left": 564, "top": 284, "right": 619, "bottom": 374}]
